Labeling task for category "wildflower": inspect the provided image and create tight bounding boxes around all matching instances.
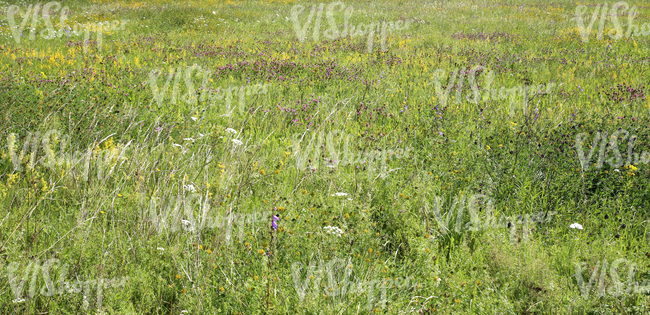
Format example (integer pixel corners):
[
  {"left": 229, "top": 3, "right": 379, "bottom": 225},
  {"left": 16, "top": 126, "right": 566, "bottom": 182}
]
[
  {"left": 219, "top": 287, "right": 225, "bottom": 292},
  {"left": 176, "top": 274, "right": 181, "bottom": 279},
  {"left": 183, "top": 185, "right": 196, "bottom": 192},
  {"left": 157, "top": 247, "right": 165, "bottom": 251},
  {"left": 191, "top": 117, "right": 198, "bottom": 121},
  {"left": 257, "top": 249, "right": 265, "bottom": 255},
  {"left": 331, "top": 192, "right": 348, "bottom": 197},
  {"left": 232, "top": 139, "right": 243, "bottom": 146},
  {"left": 323, "top": 225, "right": 344, "bottom": 236},
  {"left": 368, "top": 248, "right": 373, "bottom": 253},
  {"left": 206, "top": 250, "right": 212, "bottom": 254},
  {"left": 569, "top": 223, "right": 583, "bottom": 230},
  {"left": 225, "top": 128, "right": 237, "bottom": 134},
  {"left": 272, "top": 215, "right": 279, "bottom": 230},
  {"left": 259, "top": 169, "right": 266, "bottom": 175}
]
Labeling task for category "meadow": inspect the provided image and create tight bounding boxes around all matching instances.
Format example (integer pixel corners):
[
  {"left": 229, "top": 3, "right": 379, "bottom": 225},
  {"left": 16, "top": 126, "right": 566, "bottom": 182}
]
[{"left": 1, "top": 0, "right": 650, "bottom": 313}]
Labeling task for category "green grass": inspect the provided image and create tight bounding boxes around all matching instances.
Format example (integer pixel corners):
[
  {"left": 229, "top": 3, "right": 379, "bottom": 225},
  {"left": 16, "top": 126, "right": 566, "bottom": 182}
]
[{"left": 2, "top": 0, "right": 650, "bottom": 313}]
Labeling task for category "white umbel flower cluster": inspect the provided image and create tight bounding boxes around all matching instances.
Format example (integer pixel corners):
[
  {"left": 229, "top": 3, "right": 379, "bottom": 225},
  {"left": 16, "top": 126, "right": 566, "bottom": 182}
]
[{"left": 323, "top": 225, "right": 344, "bottom": 237}]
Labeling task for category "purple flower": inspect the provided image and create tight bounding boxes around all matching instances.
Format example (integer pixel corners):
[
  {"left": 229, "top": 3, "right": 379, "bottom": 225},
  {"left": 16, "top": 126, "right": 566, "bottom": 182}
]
[{"left": 272, "top": 215, "right": 279, "bottom": 230}]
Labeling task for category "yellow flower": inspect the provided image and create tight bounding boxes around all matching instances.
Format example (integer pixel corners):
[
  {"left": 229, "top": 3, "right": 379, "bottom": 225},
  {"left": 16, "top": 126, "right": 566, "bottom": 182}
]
[
  {"left": 181, "top": 289, "right": 186, "bottom": 293},
  {"left": 199, "top": 245, "right": 203, "bottom": 250},
  {"left": 486, "top": 145, "right": 491, "bottom": 150},
  {"left": 257, "top": 249, "right": 265, "bottom": 255},
  {"left": 455, "top": 299, "right": 460, "bottom": 303},
  {"left": 260, "top": 169, "right": 266, "bottom": 175},
  {"left": 254, "top": 276, "right": 259, "bottom": 281},
  {"left": 118, "top": 194, "right": 122, "bottom": 197},
  {"left": 206, "top": 250, "right": 212, "bottom": 254},
  {"left": 100, "top": 211, "right": 105, "bottom": 214},
  {"left": 175, "top": 274, "right": 181, "bottom": 279},
  {"left": 219, "top": 287, "right": 225, "bottom": 291},
  {"left": 274, "top": 170, "right": 279, "bottom": 174},
  {"left": 368, "top": 248, "right": 373, "bottom": 253}
]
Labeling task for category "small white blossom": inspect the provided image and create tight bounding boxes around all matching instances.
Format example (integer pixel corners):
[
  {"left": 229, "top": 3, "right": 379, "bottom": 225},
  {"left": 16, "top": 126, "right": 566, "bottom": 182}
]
[
  {"left": 183, "top": 185, "right": 196, "bottom": 193},
  {"left": 225, "top": 128, "right": 237, "bottom": 134},
  {"left": 157, "top": 247, "right": 165, "bottom": 251},
  {"left": 331, "top": 192, "right": 348, "bottom": 197},
  {"left": 191, "top": 117, "right": 198, "bottom": 121},
  {"left": 569, "top": 223, "right": 583, "bottom": 230},
  {"left": 323, "top": 225, "right": 344, "bottom": 237},
  {"left": 232, "top": 139, "right": 243, "bottom": 146}
]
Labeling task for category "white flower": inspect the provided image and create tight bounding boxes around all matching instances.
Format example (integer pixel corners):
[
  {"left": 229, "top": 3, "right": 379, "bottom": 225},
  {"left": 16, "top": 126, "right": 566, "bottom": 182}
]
[
  {"left": 347, "top": 198, "right": 353, "bottom": 201},
  {"left": 331, "top": 192, "right": 348, "bottom": 197},
  {"left": 225, "top": 128, "right": 237, "bottom": 134},
  {"left": 232, "top": 139, "right": 243, "bottom": 146},
  {"left": 212, "top": 11, "right": 216, "bottom": 15},
  {"left": 323, "top": 225, "right": 344, "bottom": 236},
  {"left": 183, "top": 185, "right": 196, "bottom": 192},
  {"left": 569, "top": 223, "right": 583, "bottom": 230},
  {"left": 12, "top": 298, "right": 26, "bottom": 303},
  {"left": 191, "top": 116, "right": 198, "bottom": 121},
  {"left": 157, "top": 247, "right": 165, "bottom": 251}
]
